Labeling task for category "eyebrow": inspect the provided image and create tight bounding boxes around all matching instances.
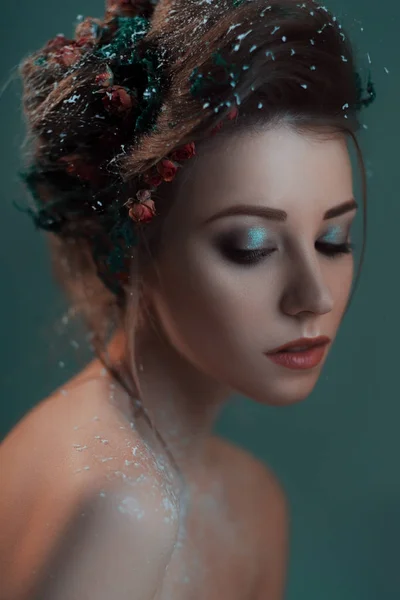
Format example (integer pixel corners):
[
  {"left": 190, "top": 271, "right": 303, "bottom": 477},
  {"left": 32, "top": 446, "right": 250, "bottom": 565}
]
[{"left": 203, "top": 198, "right": 358, "bottom": 224}]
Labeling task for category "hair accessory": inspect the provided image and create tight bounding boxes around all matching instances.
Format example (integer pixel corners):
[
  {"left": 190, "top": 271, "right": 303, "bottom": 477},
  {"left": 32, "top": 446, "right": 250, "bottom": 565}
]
[
  {"left": 125, "top": 189, "right": 156, "bottom": 223},
  {"left": 17, "top": 1, "right": 377, "bottom": 296},
  {"left": 126, "top": 109, "right": 238, "bottom": 223}
]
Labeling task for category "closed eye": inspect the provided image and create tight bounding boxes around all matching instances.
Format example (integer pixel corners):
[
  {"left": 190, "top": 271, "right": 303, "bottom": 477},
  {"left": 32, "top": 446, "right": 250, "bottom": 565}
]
[
  {"left": 220, "top": 241, "right": 354, "bottom": 265},
  {"left": 316, "top": 241, "right": 355, "bottom": 259}
]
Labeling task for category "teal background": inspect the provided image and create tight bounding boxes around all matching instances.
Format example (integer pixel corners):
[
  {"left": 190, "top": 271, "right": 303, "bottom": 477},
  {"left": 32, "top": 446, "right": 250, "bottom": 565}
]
[{"left": 0, "top": 1, "right": 398, "bottom": 598}]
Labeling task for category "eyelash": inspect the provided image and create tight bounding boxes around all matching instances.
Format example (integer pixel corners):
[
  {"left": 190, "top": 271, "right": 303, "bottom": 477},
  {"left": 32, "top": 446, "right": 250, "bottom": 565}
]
[{"left": 223, "top": 241, "right": 355, "bottom": 265}]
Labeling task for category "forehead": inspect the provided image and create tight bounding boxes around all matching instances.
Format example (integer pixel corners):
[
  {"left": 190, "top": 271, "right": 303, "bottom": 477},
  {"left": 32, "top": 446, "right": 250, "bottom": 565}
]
[{"left": 170, "top": 125, "right": 353, "bottom": 227}]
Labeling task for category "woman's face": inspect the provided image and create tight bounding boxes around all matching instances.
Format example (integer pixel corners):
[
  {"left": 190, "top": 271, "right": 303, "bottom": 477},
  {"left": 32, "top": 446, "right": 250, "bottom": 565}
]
[{"left": 146, "top": 124, "right": 356, "bottom": 406}]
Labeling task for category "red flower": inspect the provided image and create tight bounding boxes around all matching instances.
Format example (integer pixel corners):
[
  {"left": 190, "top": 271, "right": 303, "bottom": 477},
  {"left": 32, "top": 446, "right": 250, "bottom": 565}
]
[
  {"left": 142, "top": 171, "right": 164, "bottom": 187},
  {"left": 127, "top": 198, "right": 157, "bottom": 223},
  {"left": 75, "top": 35, "right": 97, "bottom": 49},
  {"left": 136, "top": 189, "right": 152, "bottom": 203},
  {"left": 156, "top": 159, "right": 178, "bottom": 182},
  {"left": 54, "top": 44, "right": 82, "bottom": 68},
  {"left": 75, "top": 17, "right": 102, "bottom": 47},
  {"left": 169, "top": 142, "right": 196, "bottom": 162},
  {"left": 101, "top": 86, "right": 137, "bottom": 115},
  {"left": 143, "top": 170, "right": 164, "bottom": 187},
  {"left": 44, "top": 34, "right": 71, "bottom": 53}
]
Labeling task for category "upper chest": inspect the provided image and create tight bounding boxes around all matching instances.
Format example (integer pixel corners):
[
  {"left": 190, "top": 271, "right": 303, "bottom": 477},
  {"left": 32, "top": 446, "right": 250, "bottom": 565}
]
[
  {"left": 2, "top": 401, "right": 263, "bottom": 600},
  {"left": 157, "top": 447, "right": 260, "bottom": 600}
]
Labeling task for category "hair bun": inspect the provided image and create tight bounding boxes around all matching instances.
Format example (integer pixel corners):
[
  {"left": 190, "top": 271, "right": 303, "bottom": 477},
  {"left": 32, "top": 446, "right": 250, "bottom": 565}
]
[{"left": 105, "top": 0, "right": 159, "bottom": 19}]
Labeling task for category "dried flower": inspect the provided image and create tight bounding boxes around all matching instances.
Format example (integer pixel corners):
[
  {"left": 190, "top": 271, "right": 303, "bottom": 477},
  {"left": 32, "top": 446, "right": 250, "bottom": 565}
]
[
  {"left": 156, "top": 159, "right": 178, "bottom": 182},
  {"left": 75, "top": 17, "right": 103, "bottom": 47},
  {"left": 142, "top": 171, "right": 164, "bottom": 187},
  {"left": 169, "top": 142, "right": 196, "bottom": 162},
  {"left": 126, "top": 107, "right": 239, "bottom": 224},
  {"left": 101, "top": 85, "right": 137, "bottom": 115},
  {"left": 136, "top": 189, "right": 152, "bottom": 203},
  {"left": 44, "top": 34, "right": 71, "bottom": 54},
  {"left": 54, "top": 44, "right": 82, "bottom": 68},
  {"left": 95, "top": 66, "right": 115, "bottom": 88},
  {"left": 126, "top": 193, "right": 157, "bottom": 223}
]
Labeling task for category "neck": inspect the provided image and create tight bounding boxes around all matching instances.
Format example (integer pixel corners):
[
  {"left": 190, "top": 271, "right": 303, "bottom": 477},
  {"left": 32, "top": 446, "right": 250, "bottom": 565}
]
[{"left": 106, "top": 326, "right": 231, "bottom": 478}]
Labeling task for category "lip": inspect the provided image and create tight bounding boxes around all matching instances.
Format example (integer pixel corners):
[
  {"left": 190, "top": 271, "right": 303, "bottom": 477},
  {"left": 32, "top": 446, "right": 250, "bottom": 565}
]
[
  {"left": 266, "top": 336, "right": 331, "bottom": 354},
  {"left": 264, "top": 336, "right": 331, "bottom": 371},
  {"left": 265, "top": 345, "right": 328, "bottom": 370}
]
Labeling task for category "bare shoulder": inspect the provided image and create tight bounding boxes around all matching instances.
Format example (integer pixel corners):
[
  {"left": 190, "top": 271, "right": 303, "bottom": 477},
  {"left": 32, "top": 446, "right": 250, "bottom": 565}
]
[
  {"left": 1, "top": 359, "right": 157, "bottom": 485},
  {"left": 31, "top": 480, "right": 178, "bottom": 600},
  {"left": 1, "top": 361, "right": 142, "bottom": 502},
  {"left": 208, "top": 434, "right": 288, "bottom": 504},
  {"left": 0, "top": 362, "right": 178, "bottom": 600},
  {"left": 208, "top": 435, "right": 289, "bottom": 598}
]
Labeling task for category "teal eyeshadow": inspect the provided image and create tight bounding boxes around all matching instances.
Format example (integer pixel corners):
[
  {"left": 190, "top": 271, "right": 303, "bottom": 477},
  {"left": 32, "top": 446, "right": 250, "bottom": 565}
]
[
  {"left": 322, "top": 225, "right": 344, "bottom": 243},
  {"left": 245, "top": 227, "right": 269, "bottom": 250}
]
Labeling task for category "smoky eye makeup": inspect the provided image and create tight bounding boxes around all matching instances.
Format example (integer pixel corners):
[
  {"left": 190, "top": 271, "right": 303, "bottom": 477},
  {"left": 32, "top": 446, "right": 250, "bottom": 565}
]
[
  {"left": 212, "top": 221, "right": 355, "bottom": 267},
  {"left": 214, "top": 226, "right": 275, "bottom": 264},
  {"left": 243, "top": 226, "right": 270, "bottom": 249},
  {"left": 320, "top": 224, "right": 348, "bottom": 244}
]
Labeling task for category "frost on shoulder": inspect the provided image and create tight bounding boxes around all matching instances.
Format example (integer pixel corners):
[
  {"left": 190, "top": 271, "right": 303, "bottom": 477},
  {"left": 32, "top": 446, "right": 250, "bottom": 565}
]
[{"left": 32, "top": 479, "right": 179, "bottom": 600}]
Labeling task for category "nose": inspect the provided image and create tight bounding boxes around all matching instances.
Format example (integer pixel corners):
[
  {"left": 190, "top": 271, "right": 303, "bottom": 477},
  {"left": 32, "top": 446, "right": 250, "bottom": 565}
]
[{"left": 280, "top": 252, "right": 334, "bottom": 317}]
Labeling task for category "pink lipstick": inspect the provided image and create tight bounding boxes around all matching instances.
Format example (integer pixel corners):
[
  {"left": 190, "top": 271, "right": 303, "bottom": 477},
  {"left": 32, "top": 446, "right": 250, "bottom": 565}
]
[{"left": 265, "top": 336, "right": 330, "bottom": 370}]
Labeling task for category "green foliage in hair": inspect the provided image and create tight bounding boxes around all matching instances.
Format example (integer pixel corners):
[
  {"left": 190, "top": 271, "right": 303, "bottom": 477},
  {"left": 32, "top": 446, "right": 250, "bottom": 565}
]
[
  {"left": 16, "top": 167, "right": 68, "bottom": 232},
  {"left": 189, "top": 51, "right": 241, "bottom": 103},
  {"left": 354, "top": 70, "right": 376, "bottom": 110},
  {"left": 95, "top": 16, "right": 150, "bottom": 60},
  {"left": 17, "top": 6, "right": 378, "bottom": 297},
  {"left": 95, "top": 16, "right": 165, "bottom": 138},
  {"left": 17, "top": 164, "right": 139, "bottom": 295}
]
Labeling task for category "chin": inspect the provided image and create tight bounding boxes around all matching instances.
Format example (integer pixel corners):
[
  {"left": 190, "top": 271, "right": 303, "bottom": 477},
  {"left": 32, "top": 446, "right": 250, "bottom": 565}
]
[
  {"left": 256, "top": 392, "right": 311, "bottom": 407},
  {"left": 237, "top": 372, "right": 321, "bottom": 407},
  {"left": 249, "top": 391, "right": 311, "bottom": 407}
]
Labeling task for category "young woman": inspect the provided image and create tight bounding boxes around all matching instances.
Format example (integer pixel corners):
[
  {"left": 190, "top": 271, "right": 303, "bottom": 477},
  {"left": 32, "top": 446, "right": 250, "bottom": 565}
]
[{"left": 0, "top": 0, "right": 375, "bottom": 598}]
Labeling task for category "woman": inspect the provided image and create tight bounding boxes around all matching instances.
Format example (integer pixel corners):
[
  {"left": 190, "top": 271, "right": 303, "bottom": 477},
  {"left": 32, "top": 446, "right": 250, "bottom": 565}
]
[{"left": 0, "top": 0, "right": 375, "bottom": 598}]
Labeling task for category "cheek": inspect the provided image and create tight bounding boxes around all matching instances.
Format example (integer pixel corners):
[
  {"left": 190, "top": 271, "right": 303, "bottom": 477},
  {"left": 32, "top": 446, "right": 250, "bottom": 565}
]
[
  {"left": 330, "top": 257, "right": 355, "bottom": 315},
  {"left": 150, "top": 248, "right": 273, "bottom": 360},
  {"left": 150, "top": 245, "right": 355, "bottom": 371}
]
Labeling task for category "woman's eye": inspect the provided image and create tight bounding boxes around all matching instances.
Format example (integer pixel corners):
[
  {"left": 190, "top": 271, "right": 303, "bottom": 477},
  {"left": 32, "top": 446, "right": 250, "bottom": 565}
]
[
  {"left": 219, "top": 245, "right": 275, "bottom": 265},
  {"left": 316, "top": 241, "right": 355, "bottom": 259},
  {"left": 317, "top": 225, "right": 355, "bottom": 259},
  {"left": 215, "top": 230, "right": 355, "bottom": 266},
  {"left": 220, "top": 242, "right": 355, "bottom": 265},
  {"left": 217, "top": 227, "right": 274, "bottom": 265}
]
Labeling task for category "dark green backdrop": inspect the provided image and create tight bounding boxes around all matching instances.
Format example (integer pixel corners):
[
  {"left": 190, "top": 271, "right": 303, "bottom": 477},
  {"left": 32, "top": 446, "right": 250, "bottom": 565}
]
[{"left": 1, "top": 1, "right": 398, "bottom": 598}]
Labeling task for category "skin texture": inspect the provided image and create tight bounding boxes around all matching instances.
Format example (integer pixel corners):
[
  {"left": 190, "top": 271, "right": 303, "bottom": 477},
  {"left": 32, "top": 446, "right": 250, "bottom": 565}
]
[
  {"left": 133, "top": 122, "right": 356, "bottom": 476},
  {"left": 0, "top": 123, "right": 355, "bottom": 599}
]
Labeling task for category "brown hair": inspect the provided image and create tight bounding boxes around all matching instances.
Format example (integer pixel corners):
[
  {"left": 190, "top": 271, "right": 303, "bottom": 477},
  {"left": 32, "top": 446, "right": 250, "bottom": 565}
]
[{"left": 18, "top": 0, "right": 371, "bottom": 430}]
